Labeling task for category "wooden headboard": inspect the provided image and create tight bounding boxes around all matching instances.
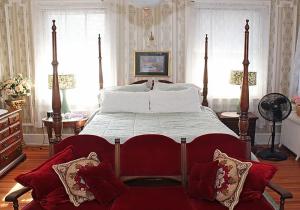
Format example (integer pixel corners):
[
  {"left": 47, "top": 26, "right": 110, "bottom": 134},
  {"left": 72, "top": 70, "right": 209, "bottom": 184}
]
[
  {"left": 128, "top": 35, "right": 209, "bottom": 107},
  {"left": 49, "top": 20, "right": 250, "bottom": 151}
]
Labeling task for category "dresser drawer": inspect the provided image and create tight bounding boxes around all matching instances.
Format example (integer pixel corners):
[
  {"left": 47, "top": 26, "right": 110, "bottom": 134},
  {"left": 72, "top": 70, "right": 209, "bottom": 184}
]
[
  {"left": 0, "top": 119, "right": 9, "bottom": 130},
  {"left": 8, "top": 113, "right": 20, "bottom": 125},
  {"left": 0, "top": 128, "right": 10, "bottom": 141},
  {"left": 10, "top": 122, "right": 21, "bottom": 134},
  {"left": 0, "top": 141, "right": 22, "bottom": 169},
  {"left": 0, "top": 131, "right": 22, "bottom": 151}
]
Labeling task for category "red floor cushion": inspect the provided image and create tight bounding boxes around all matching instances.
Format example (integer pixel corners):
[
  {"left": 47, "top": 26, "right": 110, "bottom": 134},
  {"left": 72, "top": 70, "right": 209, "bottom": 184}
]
[
  {"left": 110, "top": 186, "right": 193, "bottom": 210},
  {"left": 189, "top": 196, "right": 275, "bottom": 210}
]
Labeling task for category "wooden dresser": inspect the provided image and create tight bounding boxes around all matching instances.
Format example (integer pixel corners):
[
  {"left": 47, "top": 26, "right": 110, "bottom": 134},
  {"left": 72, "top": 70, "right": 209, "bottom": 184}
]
[{"left": 0, "top": 110, "right": 26, "bottom": 177}]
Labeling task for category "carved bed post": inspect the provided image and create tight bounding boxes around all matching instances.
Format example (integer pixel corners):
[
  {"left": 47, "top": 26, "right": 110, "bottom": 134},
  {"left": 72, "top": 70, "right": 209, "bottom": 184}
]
[
  {"left": 98, "top": 34, "right": 103, "bottom": 89},
  {"left": 202, "top": 34, "right": 208, "bottom": 107},
  {"left": 50, "top": 20, "right": 62, "bottom": 156},
  {"left": 239, "top": 20, "right": 250, "bottom": 147}
]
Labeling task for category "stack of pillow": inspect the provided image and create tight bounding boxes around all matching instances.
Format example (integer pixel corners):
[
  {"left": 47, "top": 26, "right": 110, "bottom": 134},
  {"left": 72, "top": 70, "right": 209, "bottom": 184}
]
[
  {"left": 99, "top": 81, "right": 203, "bottom": 113},
  {"left": 15, "top": 146, "right": 126, "bottom": 209},
  {"left": 188, "top": 149, "right": 277, "bottom": 210}
]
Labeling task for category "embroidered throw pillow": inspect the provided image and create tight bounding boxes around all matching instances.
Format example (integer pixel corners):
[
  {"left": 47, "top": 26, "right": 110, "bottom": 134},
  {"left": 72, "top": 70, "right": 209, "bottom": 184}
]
[
  {"left": 52, "top": 152, "right": 100, "bottom": 207},
  {"left": 188, "top": 161, "right": 219, "bottom": 201},
  {"left": 213, "top": 149, "right": 252, "bottom": 210}
]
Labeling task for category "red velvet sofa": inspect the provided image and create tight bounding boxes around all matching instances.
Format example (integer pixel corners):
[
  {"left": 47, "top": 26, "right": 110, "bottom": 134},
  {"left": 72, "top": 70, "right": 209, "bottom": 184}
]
[{"left": 6, "top": 134, "right": 292, "bottom": 210}]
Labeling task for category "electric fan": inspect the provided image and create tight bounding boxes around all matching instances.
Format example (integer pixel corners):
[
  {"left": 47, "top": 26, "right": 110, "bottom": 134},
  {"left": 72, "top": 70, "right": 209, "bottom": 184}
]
[{"left": 257, "top": 93, "right": 292, "bottom": 161}]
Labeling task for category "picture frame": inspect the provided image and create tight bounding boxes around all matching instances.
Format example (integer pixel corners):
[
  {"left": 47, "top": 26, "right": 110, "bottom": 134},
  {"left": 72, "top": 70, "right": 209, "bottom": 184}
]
[{"left": 135, "top": 51, "right": 169, "bottom": 76}]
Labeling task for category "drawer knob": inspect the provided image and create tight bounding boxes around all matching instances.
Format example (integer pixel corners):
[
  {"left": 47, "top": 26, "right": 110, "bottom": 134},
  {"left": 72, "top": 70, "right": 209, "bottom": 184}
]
[{"left": 2, "top": 155, "right": 8, "bottom": 160}]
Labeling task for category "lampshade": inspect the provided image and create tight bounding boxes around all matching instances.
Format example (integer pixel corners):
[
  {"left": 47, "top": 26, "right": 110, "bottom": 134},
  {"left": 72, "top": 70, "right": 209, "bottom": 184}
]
[
  {"left": 230, "top": 70, "right": 257, "bottom": 86},
  {"left": 48, "top": 74, "right": 75, "bottom": 90},
  {"left": 129, "top": 0, "right": 162, "bottom": 8}
]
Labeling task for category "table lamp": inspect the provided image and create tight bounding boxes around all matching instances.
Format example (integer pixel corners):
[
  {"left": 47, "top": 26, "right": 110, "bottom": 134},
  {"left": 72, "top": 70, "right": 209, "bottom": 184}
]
[
  {"left": 230, "top": 70, "right": 257, "bottom": 86},
  {"left": 48, "top": 74, "right": 75, "bottom": 113},
  {"left": 230, "top": 70, "right": 257, "bottom": 112}
]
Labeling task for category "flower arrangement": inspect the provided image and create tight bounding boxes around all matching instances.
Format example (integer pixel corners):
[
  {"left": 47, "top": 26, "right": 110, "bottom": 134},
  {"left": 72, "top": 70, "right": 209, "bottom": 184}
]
[
  {"left": 291, "top": 96, "right": 300, "bottom": 117},
  {"left": 291, "top": 96, "right": 300, "bottom": 106},
  {"left": 0, "top": 74, "right": 31, "bottom": 99}
]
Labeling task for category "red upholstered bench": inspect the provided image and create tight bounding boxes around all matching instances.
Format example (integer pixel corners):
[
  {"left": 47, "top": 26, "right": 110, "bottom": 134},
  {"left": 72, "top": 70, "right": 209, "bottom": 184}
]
[{"left": 5, "top": 134, "right": 292, "bottom": 210}]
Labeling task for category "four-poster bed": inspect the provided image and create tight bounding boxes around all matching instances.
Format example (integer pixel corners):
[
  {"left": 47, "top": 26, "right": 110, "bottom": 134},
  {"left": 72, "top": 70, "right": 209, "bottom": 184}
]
[{"left": 4, "top": 20, "right": 293, "bottom": 210}]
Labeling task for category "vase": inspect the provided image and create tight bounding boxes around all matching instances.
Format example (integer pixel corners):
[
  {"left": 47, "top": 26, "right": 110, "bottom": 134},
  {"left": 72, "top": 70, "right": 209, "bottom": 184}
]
[
  {"left": 5, "top": 96, "right": 26, "bottom": 111},
  {"left": 296, "top": 105, "right": 300, "bottom": 117}
]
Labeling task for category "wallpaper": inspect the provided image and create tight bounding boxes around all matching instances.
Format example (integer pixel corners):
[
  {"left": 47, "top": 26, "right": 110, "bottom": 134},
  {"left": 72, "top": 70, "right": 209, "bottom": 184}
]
[
  {"left": 0, "top": 0, "right": 298, "bottom": 134},
  {"left": 0, "top": 0, "right": 34, "bottom": 126}
]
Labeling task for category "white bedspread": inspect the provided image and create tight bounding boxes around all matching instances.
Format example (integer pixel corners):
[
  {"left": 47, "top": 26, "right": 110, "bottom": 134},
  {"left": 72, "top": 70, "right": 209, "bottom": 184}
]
[{"left": 81, "top": 107, "right": 236, "bottom": 144}]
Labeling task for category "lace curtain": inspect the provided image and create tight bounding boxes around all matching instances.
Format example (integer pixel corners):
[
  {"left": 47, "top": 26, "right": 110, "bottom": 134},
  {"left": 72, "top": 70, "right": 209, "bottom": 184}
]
[
  {"left": 33, "top": 1, "right": 117, "bottom": 127},
  {"left": 185, "top": 2, "right": 270, "bottom": 128}
]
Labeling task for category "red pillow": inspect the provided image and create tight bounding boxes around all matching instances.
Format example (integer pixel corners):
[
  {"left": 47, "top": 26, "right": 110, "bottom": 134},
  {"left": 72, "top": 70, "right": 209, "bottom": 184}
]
[
  {"left": 240, "top": 161, "right": 277, "bottom": 201},
  {"left": 78, "top": 162, "right": 126, "bottom": 204},
  {"left": 188, "top": 161, "right": 219, "bottom": 201},
  {"left": 15, "top": 145, "right": 75, "bottom": 200}
]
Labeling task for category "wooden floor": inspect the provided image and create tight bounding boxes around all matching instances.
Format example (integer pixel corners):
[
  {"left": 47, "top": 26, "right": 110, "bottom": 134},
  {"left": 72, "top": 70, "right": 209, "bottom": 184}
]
[{"left": 0, "top": 146, "right": 299, "bottom": 210}]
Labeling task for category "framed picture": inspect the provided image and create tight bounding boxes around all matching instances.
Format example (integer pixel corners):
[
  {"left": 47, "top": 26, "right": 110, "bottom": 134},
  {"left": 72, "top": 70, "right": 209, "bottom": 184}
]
[{"left": 135, "top": 51, "right": 169, "bottom": 76}]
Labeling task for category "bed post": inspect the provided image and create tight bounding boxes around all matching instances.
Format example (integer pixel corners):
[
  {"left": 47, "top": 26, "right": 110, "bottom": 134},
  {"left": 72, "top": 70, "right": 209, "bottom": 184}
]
[
  {"left": 239, "top": 20, "right": 250, "bottom": 150},
  {"left": 202, "top": 34, "right": 208, "bottom": 107},
  {"left": 50, "top": 20, "right": 62, "bottom": 156},
  {"left": 98, "top": 34, "right": 103, "bottom": 89}
]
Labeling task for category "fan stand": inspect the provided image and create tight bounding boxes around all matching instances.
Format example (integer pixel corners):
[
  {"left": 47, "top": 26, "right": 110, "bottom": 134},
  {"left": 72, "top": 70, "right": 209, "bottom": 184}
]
[{"left": 257, "top": 121, "right": 287, "bottom": 161}]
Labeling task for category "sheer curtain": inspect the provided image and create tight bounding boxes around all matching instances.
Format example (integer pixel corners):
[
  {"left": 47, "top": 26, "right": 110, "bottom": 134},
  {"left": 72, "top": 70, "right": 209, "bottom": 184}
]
[
  {"left": 33, "top": 3, "right": 114, "bottom": 127},
  {"left": 185, "top": 1, "right": 270, "bottom": 127},
  {"left": 290, "top": 29, "right": 300, "bottom": 97}
]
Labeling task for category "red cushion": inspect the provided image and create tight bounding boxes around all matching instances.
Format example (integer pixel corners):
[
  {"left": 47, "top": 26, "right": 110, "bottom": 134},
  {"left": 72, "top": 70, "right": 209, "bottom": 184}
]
[
  {"left": 240, "top": 161, "right": 277, "bottom": 201},
  {"left": 22, "top": 200, "right": 43, "bottom": 210},
  {"left": 39, "top": 186, "right": 111, "bottom": 210},
  {"left": 111, "top": 186, "right": 193, "bottom": 210},
  {"left": 188, "top": 161, "right": 219, "bottom": 201},
  {"left": 41, "top": 199, "right": 111, "bottom": 210},
  {"left": 39, "top": 187, "right": 69, "bottom": 210},
  {"left": 120, "top": 135, "right": 181, "bottom": 176},
  {"left": 189, "top": 196, "right": 275, "bottom": 210},
  {"left": 55, "top": 135, "right": 115, "bottom": 163},
  {"left": 15, "top": 145, "right": 74, "bottom": 199},
  {"left": 78, "top": 162, "right": 127, "bottom": 204}
]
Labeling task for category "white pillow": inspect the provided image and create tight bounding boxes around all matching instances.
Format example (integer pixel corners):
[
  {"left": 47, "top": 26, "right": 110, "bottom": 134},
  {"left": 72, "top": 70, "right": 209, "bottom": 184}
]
[
  {"left": 153, "top": 82, "right": 200, "bottom": 91},
  {"left": 101, "top": 91, "right": 150, "bottom": 113},
  {"left": 110, "top": 83, "right": 150, "bottom": 92},
  {"left": 153, "top": 82, "right": 203, "bottom": 104},
  {"left": 150, "top": 88, "right": 201, "bottom": 113},
  {"left": 97, "top": 83, "right": 150, "bottom": 107}
]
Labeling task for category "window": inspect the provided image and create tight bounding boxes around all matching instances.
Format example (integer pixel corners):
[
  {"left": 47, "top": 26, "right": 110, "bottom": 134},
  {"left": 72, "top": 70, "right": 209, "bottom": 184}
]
[
  {"left": 33, "top": 3, "right": 107, "bottom": 126},
  {"left": 185, "top": 1, "right": 270, "bottom": 111}
]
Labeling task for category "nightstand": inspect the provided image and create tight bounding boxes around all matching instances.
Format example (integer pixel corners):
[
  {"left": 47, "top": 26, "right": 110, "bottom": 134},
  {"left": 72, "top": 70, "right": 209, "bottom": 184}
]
[
  {"left": 42, "top": 116, "right": 88, "bottom": 156},
  {"left": 217, "top": 112, "right": 258, "bottom": 146},
  {"left": 42, "top": 116, "right": 88, "bottom": 139}
]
